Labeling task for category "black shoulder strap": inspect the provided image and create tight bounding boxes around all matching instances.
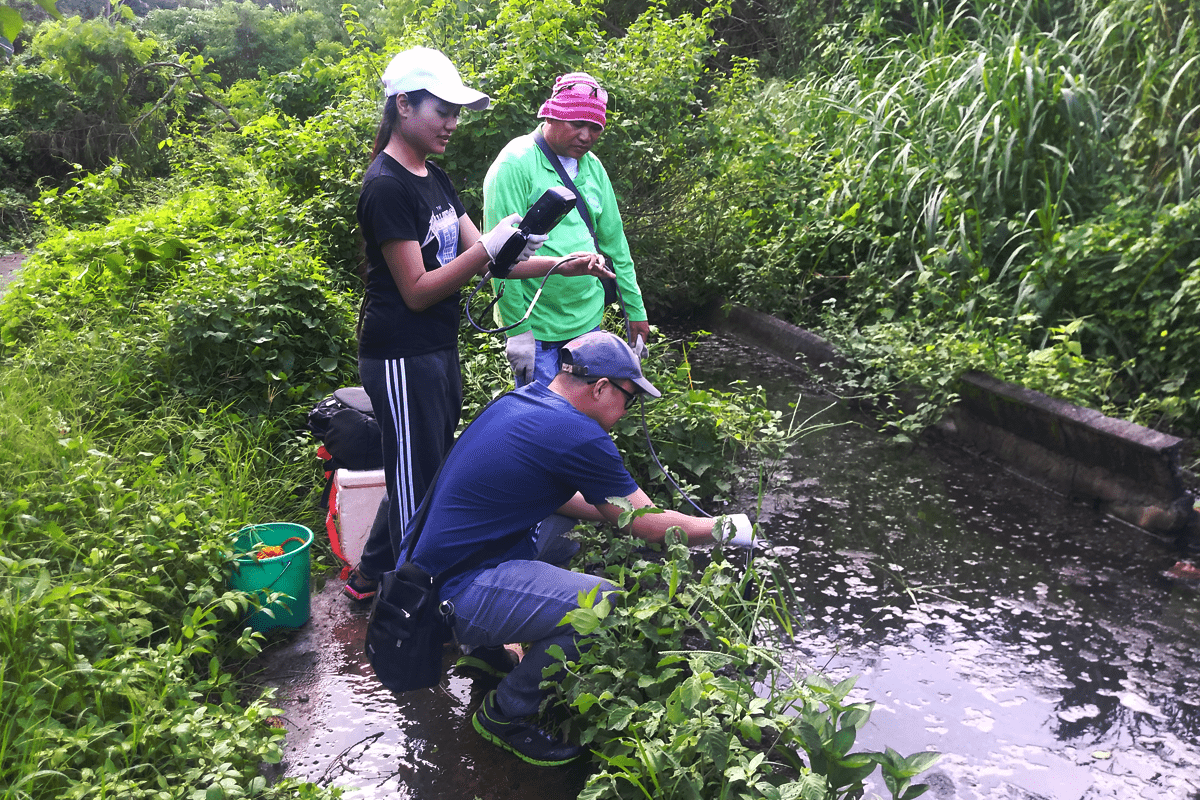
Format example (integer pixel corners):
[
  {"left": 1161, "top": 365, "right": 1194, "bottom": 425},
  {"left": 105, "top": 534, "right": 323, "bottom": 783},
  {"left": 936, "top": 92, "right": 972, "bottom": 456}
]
[
  {"left": 534, "top": 129, "right": 600, "bottom": 248},
  {"left": 533, "top": 128, "right": 627, "bottom": 330}
]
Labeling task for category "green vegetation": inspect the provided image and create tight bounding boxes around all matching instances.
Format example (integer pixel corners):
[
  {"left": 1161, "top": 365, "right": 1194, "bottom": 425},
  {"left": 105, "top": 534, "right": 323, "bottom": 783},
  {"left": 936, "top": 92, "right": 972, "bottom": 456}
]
[
  {"left": 3, "top": 0, "right": 1197, "bottom": 796},
  {"left": 652, "top": 0, "right": 1200, "bottom": 441},
  {"left": 0, "top": 350, "right": 324, "bottom": 799},
  {"left": 559, "top": 512, "right": 939, "bottom": 800}
]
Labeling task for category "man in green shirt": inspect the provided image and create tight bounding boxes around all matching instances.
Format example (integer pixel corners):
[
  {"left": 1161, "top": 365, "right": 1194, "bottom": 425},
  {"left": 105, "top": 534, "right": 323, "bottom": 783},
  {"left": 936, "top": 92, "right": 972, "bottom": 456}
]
[{"left": 483, "top": 72, "right": 651, "bottom": 386}]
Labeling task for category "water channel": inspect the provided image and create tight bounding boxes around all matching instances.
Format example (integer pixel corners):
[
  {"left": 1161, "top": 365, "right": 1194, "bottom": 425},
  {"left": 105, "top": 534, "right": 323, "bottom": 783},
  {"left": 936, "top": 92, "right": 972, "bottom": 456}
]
[{"left": 257, "top": 328, "right": 1200, "bottom": 800}]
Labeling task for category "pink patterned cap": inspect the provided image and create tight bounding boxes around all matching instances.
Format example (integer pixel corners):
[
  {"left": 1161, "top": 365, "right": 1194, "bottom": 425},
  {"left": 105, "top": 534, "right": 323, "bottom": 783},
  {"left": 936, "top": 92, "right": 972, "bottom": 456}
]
[{"left": 537, "top": 72, "right": 607, "bottom": 129}]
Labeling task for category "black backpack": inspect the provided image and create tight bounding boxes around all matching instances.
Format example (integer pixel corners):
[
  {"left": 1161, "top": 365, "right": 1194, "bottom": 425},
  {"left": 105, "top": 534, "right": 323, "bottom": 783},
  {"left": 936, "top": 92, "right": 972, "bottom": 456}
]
[{"left": 306, "top": 387, "right": 384, "bottom": 507}]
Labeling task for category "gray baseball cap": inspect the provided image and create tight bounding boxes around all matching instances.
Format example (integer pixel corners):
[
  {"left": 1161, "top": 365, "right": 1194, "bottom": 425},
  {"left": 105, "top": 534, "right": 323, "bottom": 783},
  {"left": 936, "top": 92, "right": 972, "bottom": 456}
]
[{"left": 560, "top": 331, "right": 660, "bottom": 398}]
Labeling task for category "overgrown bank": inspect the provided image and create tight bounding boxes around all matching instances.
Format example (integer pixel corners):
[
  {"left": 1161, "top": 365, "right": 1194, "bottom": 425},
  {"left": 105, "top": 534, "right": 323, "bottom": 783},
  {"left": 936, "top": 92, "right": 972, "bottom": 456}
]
[
  {"left": 645, "top": 0, "right": 1200, "bottom": 446},
  {"left": 2, "top": 0, "right": 1198, "bottom": 796},
  {"left": 5, "top": 0, "right": 1197, "bottom": 445}
]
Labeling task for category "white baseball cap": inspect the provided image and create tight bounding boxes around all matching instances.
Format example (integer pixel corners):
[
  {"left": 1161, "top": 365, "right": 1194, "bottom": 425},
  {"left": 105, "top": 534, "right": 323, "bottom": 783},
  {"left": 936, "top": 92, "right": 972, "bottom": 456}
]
[{"left": 381, "top": 47, "right": 490, "bottom": 111}]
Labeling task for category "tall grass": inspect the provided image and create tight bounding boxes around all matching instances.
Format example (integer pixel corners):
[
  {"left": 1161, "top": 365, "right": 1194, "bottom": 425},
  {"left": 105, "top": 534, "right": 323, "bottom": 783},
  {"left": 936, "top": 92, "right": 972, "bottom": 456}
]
[
  {"left": 790, "top": 1, "right": 1114, "bottom": 314},
  {"left": 1076, "top": 0, "right": 1200, "bottom": 207},
  {"left": 0, "top": 341, "right": 334, "bottom": 800},
  {"left": 668, "top": 0, "right": 1200, "bottom": 436}
]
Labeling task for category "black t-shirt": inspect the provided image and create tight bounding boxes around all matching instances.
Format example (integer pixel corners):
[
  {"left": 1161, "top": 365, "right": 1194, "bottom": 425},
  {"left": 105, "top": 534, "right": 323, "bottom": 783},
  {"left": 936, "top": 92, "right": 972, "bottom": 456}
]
[{"left": 356, "top": 153, "right": 467, "bottom": 359}]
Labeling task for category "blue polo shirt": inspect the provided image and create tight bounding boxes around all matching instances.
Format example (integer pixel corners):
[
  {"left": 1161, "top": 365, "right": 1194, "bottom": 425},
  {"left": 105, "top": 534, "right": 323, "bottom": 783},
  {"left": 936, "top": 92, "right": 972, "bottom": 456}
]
[{"left": 407, "top": 382, "right": 638, "bottom": 599}]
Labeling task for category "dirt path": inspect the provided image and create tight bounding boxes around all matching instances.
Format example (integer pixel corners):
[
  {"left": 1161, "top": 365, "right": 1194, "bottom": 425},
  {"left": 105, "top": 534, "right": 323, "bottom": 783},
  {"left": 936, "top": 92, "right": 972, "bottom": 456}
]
[{"left": 0, "top": 252, "right": 25, "bottom": 295}]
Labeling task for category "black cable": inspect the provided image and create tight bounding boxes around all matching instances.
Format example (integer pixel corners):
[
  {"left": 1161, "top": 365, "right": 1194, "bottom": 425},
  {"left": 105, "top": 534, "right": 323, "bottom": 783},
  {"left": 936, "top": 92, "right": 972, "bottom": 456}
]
[
  {"left": 606, "top": 276, "right": 709, "bottom": 519},
  {"left": 463, "top": 258, "right": 573, "bottom": 335},
  {"left": 606, "top": 281, "right": 757, "bottom": 588}
]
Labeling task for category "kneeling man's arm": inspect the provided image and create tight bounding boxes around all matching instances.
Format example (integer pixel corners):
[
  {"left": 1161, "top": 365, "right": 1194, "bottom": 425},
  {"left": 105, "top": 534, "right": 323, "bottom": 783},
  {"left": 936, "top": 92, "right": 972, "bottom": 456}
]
[{"left": 561, "top": 488, "right": 718, "bottom": 545}]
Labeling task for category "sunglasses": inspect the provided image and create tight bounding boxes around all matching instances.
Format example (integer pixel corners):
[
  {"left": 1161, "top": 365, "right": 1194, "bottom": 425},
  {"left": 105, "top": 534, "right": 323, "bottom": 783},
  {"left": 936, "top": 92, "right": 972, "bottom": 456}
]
[
  {"left": 605, "top": 379, "right": 640, "bottom": 410},
  {"left": 555, "top": 82, "right": 609, "bottom": 104}
]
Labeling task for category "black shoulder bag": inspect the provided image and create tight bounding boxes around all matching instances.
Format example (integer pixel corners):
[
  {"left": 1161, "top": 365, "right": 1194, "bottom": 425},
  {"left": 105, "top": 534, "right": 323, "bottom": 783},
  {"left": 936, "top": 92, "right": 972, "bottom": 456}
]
[
  {"left": 533, "top": 129, "right": 620, "bottom": 307},
  {"left": 365, "top": 397, "right": 529, "bottom": 693},
  {"left": 366, "top": 534, "right": 527, "bottom": 693}
]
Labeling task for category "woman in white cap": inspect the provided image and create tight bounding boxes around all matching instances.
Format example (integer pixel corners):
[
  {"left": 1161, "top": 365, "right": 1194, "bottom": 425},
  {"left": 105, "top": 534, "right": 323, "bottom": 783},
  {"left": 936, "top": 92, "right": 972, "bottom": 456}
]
[{"left": 347, "top": 47, "right": 612, "bottom": 601}]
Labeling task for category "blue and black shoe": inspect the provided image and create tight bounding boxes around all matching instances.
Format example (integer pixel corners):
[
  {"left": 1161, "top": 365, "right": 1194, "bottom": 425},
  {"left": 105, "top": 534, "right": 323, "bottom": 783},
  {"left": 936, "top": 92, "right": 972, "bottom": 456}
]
[{"left": 472, "top": 690, "right": 583, "bottom": 767}]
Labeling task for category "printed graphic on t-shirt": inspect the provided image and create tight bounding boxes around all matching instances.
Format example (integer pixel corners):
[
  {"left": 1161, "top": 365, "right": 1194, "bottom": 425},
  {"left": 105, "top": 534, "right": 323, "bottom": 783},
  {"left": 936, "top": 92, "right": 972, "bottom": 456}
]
[{"left": 425, "top": 205, "right": 459, "bottom": 266}]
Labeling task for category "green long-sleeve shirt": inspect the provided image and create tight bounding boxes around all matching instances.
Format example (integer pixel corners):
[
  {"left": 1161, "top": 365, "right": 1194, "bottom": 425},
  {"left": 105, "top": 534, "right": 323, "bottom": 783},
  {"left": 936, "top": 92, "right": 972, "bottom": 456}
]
[{"left": 482, "top": 125, "right": 647, "bottom": 342}]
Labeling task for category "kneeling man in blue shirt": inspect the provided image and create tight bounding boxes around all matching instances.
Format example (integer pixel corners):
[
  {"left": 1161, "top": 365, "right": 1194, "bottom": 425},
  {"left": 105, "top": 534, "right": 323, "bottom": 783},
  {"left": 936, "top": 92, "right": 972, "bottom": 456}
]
[{"left": 401, "top": 330, "right": 754, "bottom": 766}]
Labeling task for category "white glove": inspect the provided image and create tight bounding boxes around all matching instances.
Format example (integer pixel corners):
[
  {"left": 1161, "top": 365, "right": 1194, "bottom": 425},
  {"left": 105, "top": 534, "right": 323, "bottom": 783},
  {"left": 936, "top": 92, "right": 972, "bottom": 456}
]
[
  {"left": 715, "top": 514, "right": 756, "bottom": 548},
  {"left": 520, "top": 231, "right": 549, "bottom": 262},
  {"left": 480, "top": 213, "right": 522, "bottom": 263},
  {"left": 506, "top": 330, "right": 535, "bottom": 385},
  {"left": 480, "top": 214, "right": 549, "bottom": 266}
]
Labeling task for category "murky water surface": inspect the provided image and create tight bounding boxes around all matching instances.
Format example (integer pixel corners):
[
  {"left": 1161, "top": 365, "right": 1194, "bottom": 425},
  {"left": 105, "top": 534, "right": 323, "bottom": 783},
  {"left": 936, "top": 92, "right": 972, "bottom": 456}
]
[{"left": 259, "top": 330, "right": 1200, "bottom": 800}]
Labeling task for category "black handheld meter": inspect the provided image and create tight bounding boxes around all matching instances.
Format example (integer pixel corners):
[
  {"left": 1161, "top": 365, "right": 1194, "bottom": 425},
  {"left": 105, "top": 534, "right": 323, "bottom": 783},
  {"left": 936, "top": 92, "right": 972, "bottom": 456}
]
[{"left": 489, "top": 186, "right": 577, "bottom": 278}]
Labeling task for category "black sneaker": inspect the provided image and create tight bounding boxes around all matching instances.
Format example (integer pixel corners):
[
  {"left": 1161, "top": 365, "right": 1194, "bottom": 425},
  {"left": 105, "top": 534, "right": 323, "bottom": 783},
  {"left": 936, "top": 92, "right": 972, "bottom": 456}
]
[
  {"left": 343, "top": 567, "right": 378, "bottom": 601},
  {"left": 472, "top": 690, "right": 583, "bottom": 766},
  {"left": 455, "top": 645, "right": 520, "bottom": 679}
]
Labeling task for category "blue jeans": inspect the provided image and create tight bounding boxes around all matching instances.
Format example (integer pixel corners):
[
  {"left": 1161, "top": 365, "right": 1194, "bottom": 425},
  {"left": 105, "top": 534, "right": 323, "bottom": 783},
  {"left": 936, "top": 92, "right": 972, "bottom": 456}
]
[{"left": 447, "top": 515, "right": 615, "bottom": 718}]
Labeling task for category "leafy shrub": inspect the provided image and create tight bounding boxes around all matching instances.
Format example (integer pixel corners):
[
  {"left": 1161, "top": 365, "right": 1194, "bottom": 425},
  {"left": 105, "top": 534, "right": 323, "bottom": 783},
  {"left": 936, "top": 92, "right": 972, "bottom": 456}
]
[
  {"left": 29, "top": 12, "right": 161, "bottom": 114},
  {"left": 0, "top": 185, "right": 33, "bottom": 249},
  {"left": 611, "top": 335, "right": 797, "bottom": 508},
  {"left": 19, "top": 12, "right": 179, "bottom": 176},
  {"left": 139, "top": 0, "right": 348, "bottom": 88},
  {"left": 230, "top": 95, "right": 377, "bottom": 282},
  {"left": 0, "top": 69, "right": 74, "bottom": 187},
  {"left": 3, "top": 177, "right": 360, "bottom": 411},
  {"left": 0, "top": 356, "right": 334, "bottom": 800},
  {"left": 156, "top": 240, "right": 356, "bottom": 408},
  {"left": 1030, "top": 195, "right": 1200, "bottom": 430},
  {"left": 821, "top": 311, "right": 1125, "bottom": 440},
  {"left": 654, "top": 0, "right": 1200, "bottom": 437},
  {"left": 554, "top": 520, "right": 940, "bottom": 800},
  {"left": 1, "top": 186, "right": 236, "bottom": 351},
  {"left": 260, "top": 53, "right": 356, "bottom": 120},
  {"left": 31, "top": 159, "right": 131, "bottom": 228}
]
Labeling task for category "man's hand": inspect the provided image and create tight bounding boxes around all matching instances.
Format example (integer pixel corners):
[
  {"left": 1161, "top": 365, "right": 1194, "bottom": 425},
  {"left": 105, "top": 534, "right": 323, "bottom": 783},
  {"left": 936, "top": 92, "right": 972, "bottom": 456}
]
[
  {"left": 505, "top": 330, "right": 535, "bottom": 384},
  {"left": 628, "top": 319, "right": 651, "bottom": 349},
  {"left": 714, "top": 514, "right": 756, "bottom": 548},
  {"left": 554, "top": 252, "right": 614, "bottom": 278}
]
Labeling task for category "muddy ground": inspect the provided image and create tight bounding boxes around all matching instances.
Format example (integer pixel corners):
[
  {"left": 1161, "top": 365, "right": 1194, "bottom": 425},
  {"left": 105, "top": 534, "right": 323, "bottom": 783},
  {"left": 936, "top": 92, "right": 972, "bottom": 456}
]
[{"left": 251, "top": 573, "right": 590, "bottom": 800}]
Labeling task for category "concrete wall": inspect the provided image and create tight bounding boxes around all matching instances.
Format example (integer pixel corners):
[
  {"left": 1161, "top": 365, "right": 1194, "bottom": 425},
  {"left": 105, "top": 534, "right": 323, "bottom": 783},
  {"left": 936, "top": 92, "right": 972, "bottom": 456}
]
[{"left": 719, "top": 305, "right": 1198, "bottom": 538}]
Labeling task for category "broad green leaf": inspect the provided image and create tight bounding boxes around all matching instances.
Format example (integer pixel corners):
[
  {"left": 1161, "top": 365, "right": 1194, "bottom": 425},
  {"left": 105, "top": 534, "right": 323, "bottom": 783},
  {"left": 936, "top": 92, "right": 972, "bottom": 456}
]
[
  {"left": 607, "top": 705, "right": 636, "bottom": 730},
  {"left": 0, "top": 8, "right": 21, "bottom": 45},
  {"left": 34, "top": 0, "right": 62, "bottom": 18},
  {"left": 841, "top": 704, "right": 872, "bottom": 731},
  {"left": 737, "top": 717, "right": 763, "bottom": 743},
  {"left": 574, "top": 693, "right": 599, "bottom": 714},
  {"left": 562, "top": 607, "right": 601, "bottom": 634},
  {"left": 900, "top": 751, "right": 941, "bottom": 775}
]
